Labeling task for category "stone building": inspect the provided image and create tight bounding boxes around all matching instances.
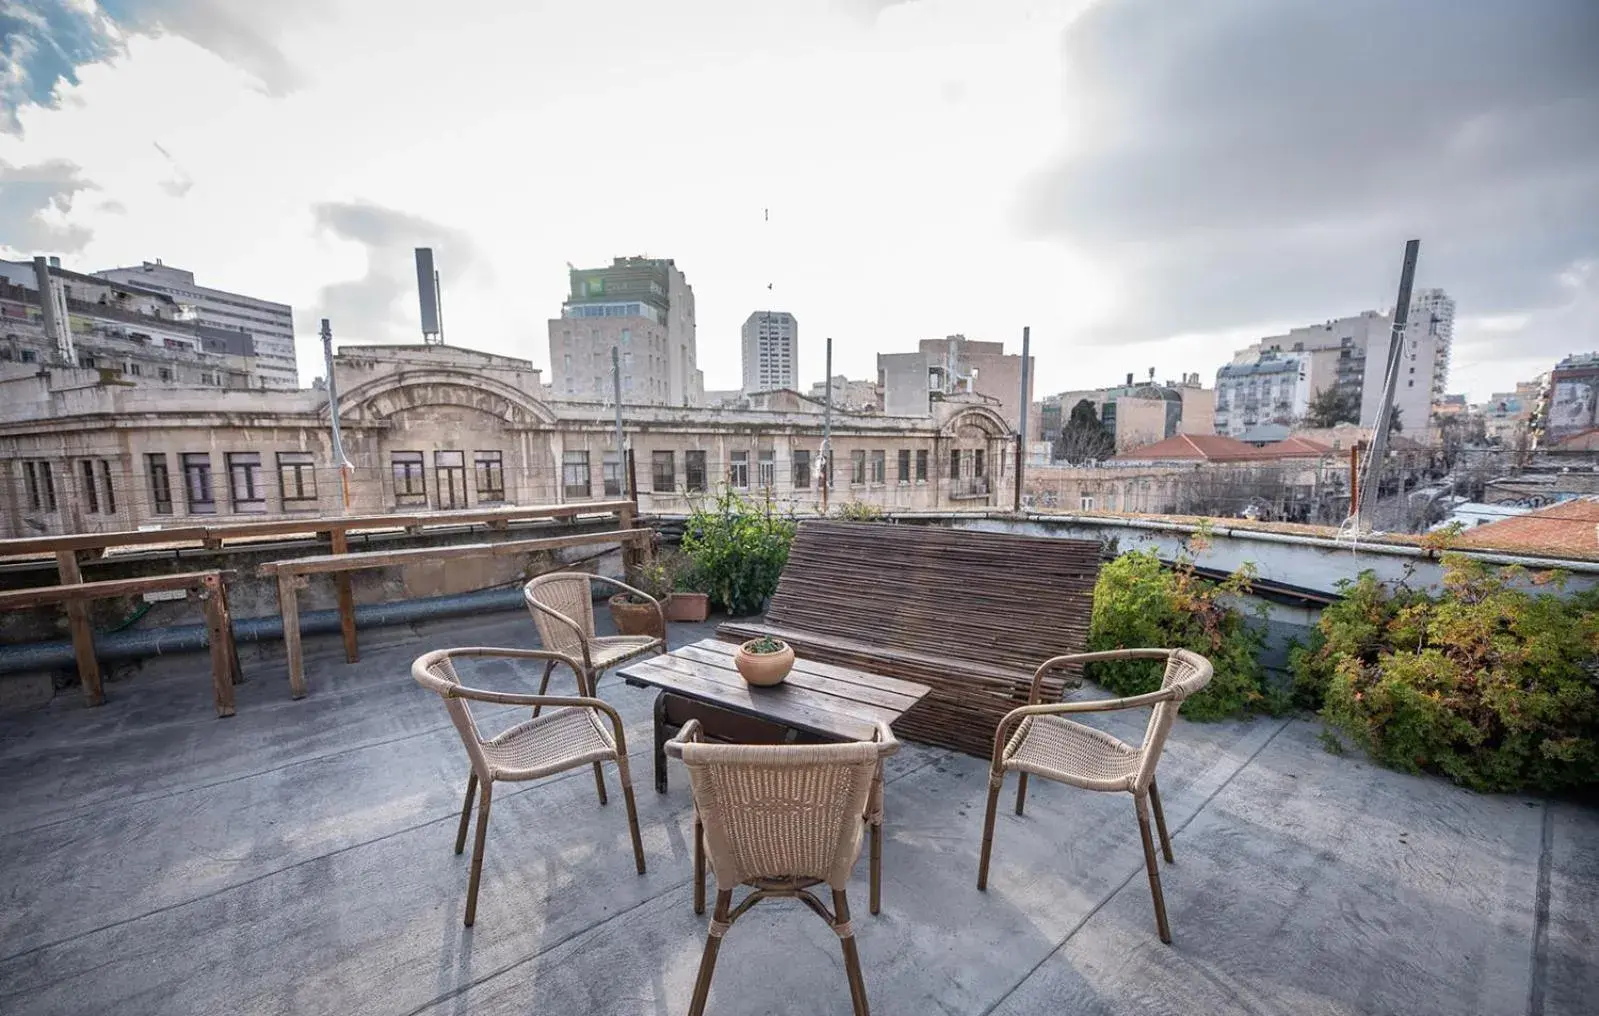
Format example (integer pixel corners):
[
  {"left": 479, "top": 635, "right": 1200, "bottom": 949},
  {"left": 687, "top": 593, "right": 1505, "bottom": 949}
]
[
  {"left": 878, "top": 335, "right": 1032, "bottom": 434},
  {"left": 0, "top": 344, "right": 1016, "bottom": 538},
  {"left": 545, "top": 257, "right": 703, "bottom": 406}
]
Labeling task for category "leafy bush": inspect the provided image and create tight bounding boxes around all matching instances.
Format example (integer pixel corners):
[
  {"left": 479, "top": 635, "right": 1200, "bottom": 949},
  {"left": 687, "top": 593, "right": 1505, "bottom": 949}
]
[
  {"left": 681, "top": 488, "right": 798, "bottom": 616},
  {"left": 1086, "top": 547, "right": 1277, "bottom": 720},
  {"left": 1293, "top": 556, "right": 1599, "bottom": 793},
  {"left": 830, "top": 500, "right": 884, "bottom": 521}
]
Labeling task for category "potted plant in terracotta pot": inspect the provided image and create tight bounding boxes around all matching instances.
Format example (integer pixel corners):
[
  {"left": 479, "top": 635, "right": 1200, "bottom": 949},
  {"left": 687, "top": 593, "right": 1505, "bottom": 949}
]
[
  {"left": 661, "top": 551, "right": 711, "bottom": 623},
  {"left": 734, "top": 636, "right": 794, "bottom": 686},
  {"left": 607, "top": 559, "right": 670, "bottom": 639}
]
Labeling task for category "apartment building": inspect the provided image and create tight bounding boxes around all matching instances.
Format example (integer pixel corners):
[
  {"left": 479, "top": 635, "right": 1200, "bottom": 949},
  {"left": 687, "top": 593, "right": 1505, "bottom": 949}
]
[
  {"left": 741, "top": 311, "right": 797, "bottom": 393},
  {"left": 546, "top": 257, "right": 703, "bottom": 406},
  {"left": 877, "top": 335, "right": 1032, "bottom": 433},
  {"left": 0, "top": 259, "right": 255, "bottom": 388},
  {"left": 1053, "top": 372, "right": 1215, "bottom": 450},
  {"left": 96, "top": 260, "right": 298, "bottom": 389},
  {"left": 807, "top": 375, "right": 880, "bottom": 412},
  {"left": 1547, "top": 353, "right": 1599, "bottom": 442},
  {"left": 0, "top": 344, "right": 1016, "bottom": 537}
]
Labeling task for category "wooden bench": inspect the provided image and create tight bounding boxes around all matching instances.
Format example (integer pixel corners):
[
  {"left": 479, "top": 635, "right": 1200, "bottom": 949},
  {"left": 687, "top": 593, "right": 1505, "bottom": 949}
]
[
  {"left": 0, "top": 570, "right": 241, "bottom": 716},
  {"left": 259, "top": 528, "right": 654, "bottom": 699},
  {"left": 718, "top": 521, "right": 1101, "bottom": 757}
]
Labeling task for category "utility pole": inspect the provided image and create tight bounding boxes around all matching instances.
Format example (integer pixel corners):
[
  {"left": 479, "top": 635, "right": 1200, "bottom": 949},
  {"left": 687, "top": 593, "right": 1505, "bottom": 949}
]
[
  {"left": 612, "top": 346, "right": 627, "bottom": 498},
  {"left": 1356, "top": 239, "right": 1420, "bottom": 531},
  {"left": 820, "top": 337, "right": 833, "bottom": 515},
  {"left": 1014, "top": 325, "right": 1030, "bottom": 512},
  {"left": 321, "top": 319, "right": 354, "bottom": 512}
]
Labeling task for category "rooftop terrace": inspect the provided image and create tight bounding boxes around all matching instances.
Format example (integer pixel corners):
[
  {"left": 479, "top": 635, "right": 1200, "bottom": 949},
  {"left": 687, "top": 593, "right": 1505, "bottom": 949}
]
[{"left": 1, "top": 611, "right": 1594, "bottom": 1015}]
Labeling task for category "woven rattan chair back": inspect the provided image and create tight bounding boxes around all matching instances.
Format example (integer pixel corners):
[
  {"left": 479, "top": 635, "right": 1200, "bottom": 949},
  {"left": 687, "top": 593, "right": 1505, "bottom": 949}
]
[
  {"left": 679, "top": 739, "right": 882, "bottom": 891},
  {"left": 524, "top": 573, "right": 596, "bottom": 656},
  {"left": 1134, "top": 648, "right": 1214, "bottom": 791},
  {"left": 414, "top": 651, "right": 493, "bottom": 779}
]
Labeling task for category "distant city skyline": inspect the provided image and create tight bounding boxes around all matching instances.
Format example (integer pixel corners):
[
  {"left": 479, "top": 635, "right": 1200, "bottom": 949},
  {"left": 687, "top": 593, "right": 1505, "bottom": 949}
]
[{"left": 1, "top": 1, "right": 1593, "bottom": 402}]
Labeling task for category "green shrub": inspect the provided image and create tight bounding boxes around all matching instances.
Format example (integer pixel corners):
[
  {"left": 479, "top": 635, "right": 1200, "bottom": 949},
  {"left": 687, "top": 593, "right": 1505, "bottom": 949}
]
[
  {"left": 1293, "top": 556, "right": 1599, "bottom": 793},
  {"left": 830, "top": 500, "right": 884, "bottom": 521},
  {"left": 1086, "top": 547, "right": 1277, "bottom": 720},
  {"left": 681, "top": 488, "right": 798, "bottom": 616}
]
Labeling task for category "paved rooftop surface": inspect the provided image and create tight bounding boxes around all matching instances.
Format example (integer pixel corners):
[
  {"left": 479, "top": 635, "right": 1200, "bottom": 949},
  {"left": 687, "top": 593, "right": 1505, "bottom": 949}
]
[{"left": 1, "top": 610, "right": 1594, "bottom": 1015}]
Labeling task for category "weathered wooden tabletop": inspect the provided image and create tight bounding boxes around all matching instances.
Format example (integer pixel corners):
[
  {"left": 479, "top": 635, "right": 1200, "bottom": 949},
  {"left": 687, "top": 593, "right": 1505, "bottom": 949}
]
[{"left": 618, "top": 638, "right": 931, "bottom": 742}]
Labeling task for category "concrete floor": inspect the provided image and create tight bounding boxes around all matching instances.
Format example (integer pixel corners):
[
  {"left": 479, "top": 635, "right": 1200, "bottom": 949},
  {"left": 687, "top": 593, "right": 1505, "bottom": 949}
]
[{"left": 0, "top": 610, "right": 1593, "bottom": 1016}]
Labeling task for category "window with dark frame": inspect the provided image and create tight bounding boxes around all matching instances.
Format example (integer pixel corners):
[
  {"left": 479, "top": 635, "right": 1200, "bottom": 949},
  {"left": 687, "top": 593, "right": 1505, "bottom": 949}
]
[
  {"left": 226, "top": 452, "right": 266, "bottom": 513},
  {"left": 278, "top": 451, "right": 318, "bottom": 510},
  {"left": 81, "top": 460, "right": 100, "bottom": 514},
  {"left": 182, "top": 452, "right": 216, "bottom": 514},
  {"left": 602, "top": 451, "right": 623, "bottom": 497},
  {"left": 851, "top": 449, "right": 866, "bottom": 485},
  {"left": 897, "top": 449, "right": 911, "bottom": 483},
  {"left": 870, "top": 450, "right": 885, "bottom": 485},
  {"left": 950, "top": 447, "right": 961, "bottom": 479},
  {"left": 757, "top": 449, "right": 775, "bottom": 489},
  {"left": 562, "top": 450, "right": 591, "bottom": 498},
  {"left": 436, "top": 450, "right": 468, "bottom": 509},
  {"left": 792, "top": 449, "right": 811, "bottom": 489},
  {"left": 916, "top": 449, "right": 928, "bottom": 482},
  {"left": 729, "top": 450, "right": 749, "bottom": 488},
  {"left": 474, "top": 451, "right": 505, "bottom": 502},
  {"left": 98, "top": 460, "right": 115, "bottom": 515},
  {"left": 391, "top": 451, "right": 427, "bottom": 506},
  {"left": 685, "top": 450, "right": 707, "bottom": 492},
  {"left": 651, "top": 450, "right": 675, "bottom": 492},
  {"left": 148, "top": 453, "right": 172, "bottom": 514},
  {"left": 974, "top": 448, "right": 986, "bottom": 478}
]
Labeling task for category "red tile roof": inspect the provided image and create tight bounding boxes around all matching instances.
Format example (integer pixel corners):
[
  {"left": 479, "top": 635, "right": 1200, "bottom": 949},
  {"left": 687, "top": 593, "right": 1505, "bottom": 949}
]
[{"left": 1455, "top": 496, "right": 1599, "bottom": 558}]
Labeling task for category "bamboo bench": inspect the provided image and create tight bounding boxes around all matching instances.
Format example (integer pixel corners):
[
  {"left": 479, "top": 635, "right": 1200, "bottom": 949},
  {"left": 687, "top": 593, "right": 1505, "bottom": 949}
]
[
  {"left": 718, "top": 521, "right": 1102, "bottom": 757},
  {"left": 258, "top": 528, "right": 654, "bottom": 699},
  {"left": 0, "top": 570, "right": 241, "bottom": 717}
]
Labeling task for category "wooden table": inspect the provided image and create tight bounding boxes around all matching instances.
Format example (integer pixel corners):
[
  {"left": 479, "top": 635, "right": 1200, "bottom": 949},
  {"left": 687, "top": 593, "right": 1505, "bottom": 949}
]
[{"left": 619, "top": 638, "right": 931, "bottom": 915}]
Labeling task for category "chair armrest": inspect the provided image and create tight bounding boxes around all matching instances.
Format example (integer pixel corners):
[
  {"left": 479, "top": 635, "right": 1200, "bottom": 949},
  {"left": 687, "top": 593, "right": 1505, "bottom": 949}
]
[
  {"left": 1027, "top": 648, "right": 1175, "bottom": 704},
  {"left": 664, "top": 718, "right": 705, "bottom": 758},
  {"left": 872, "top": 721, "right": 900, "bottom": 758},
  {"left": 991, "top": 687, "right": 1179, "bottom": 773}
]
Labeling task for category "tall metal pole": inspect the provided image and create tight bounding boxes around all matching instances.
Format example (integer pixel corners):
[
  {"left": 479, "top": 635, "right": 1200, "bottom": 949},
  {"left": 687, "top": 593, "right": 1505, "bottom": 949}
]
[
  {"left": 1356, "top": 239, "right": 1420, "bottom": 530},
  {"left": 1014, "top": 325, "right": 1030, "bottom": 512},
  {"left": 821, "top": 337, "right": 833, "bottom": 514},
  {"left": 612, "top": 346, "right": 627, "bottom": 497},
  {"left": 321, "top": 319, "right": 353, "bottom": 511}
]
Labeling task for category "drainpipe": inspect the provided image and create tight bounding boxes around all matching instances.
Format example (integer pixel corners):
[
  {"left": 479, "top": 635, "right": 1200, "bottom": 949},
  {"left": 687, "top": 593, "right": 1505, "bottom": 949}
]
[{"left": 321, "top": 319, "right": 353, "bottom": 511}]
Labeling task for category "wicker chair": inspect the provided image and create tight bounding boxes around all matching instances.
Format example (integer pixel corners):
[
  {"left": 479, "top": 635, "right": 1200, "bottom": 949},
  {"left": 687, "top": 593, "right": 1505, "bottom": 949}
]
[
  {"left": 523, "top": 572, "right": 664, "bottom": 707},
  {"left": 667, "top": 719, "right": 899, "bottom": 1016},
  {"left": 413, "top": 647, "right": 647, "bottom": 927},
  {"left": 976, "top": 648, "right": 1213, "bottom": 944}
]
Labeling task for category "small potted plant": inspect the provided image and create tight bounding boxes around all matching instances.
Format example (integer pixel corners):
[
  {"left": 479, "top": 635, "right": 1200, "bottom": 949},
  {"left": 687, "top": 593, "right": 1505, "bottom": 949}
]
[
  {"left": 608, "top": 560, "right": 669, "bottom": 638},
  {"left": 663, "top": 550, "right": 711, "bottom": 623},
  {"left": 734, "top": 635, "right": 794, "bottom": 686}
]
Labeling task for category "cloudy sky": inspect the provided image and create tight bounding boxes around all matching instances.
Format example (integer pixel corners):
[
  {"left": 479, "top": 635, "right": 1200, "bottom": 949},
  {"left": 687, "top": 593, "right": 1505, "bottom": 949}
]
[{"left": 2, "top": 0, "right": 1595, "bottom": 401}]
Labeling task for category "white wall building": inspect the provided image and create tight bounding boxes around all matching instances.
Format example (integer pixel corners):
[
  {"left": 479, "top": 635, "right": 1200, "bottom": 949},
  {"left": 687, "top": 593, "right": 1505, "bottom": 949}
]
[
  {"left": 741, "top": 311, "right": 797, "bottom": 393},
  {"left": 96, "top": 261, "right": 299, "bottom": 389},
  {"left": 547, "top": 257, "right": 702, "bottom": 406}
]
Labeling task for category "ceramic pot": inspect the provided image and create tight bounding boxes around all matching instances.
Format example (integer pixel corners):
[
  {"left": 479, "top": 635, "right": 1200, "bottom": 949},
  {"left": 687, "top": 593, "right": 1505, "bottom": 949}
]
[
  {"left": 664, "top": 592, "right": 710, "bottom": 623},
  {"left": 608, "top": 595, "right": 663, "bottom": 638},
  {"left": 734, "top": 639, "right": 794, "bottom": 686}
]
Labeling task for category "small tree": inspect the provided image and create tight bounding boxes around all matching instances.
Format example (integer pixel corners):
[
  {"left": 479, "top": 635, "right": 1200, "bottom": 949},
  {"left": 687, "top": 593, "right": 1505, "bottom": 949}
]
[
  {"left": 1059, "top": 399, "right": 1115, "bottom": 462},
  {"left": 1304, "top": 386, "right": 1361, "bottom": 428}
]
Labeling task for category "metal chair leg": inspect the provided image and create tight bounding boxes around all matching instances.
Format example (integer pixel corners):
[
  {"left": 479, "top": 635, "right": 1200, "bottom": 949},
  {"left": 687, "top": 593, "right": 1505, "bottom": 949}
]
[
  {"left": 592, "top": 761, "right": 609, "bottom": 806},
  {"left": 1135, "top": 793, "right": 1172, "bottom": 944},
  {"left": 454, "top": 771, "right": 478, "bottom": 855},
  {"left": 617, "top": 758, "right": 646, "bottom": 874},
  {"left": 531, "top": 658, "right": 555, "bottom": 718},
  {"left": 834, "top": 890, "right": 870, "bottom": 1016},
  {"left": 977, "top": 774, "right": 1003, "bottom": 890},
  {"left": 693, "top": 817, "right": 706, "bottom": 915},
  {"left": 1014, "top": 773, "right": 1030, "bottom": 816},
  {"left": 463, "top": 781, "right": 494, "bottom": 927},
  {"left": 687, "top": 890, "right": 732, "bottom": 1016},
  {"left": 1149, "top": 780, "right": 1174, "bottom": 862}
]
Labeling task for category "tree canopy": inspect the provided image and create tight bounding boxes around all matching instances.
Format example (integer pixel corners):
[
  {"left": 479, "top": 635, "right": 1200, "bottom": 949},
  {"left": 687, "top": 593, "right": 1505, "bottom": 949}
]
[{"left": 1059, "top": 398, "right": 1116, "bottom": 462}]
